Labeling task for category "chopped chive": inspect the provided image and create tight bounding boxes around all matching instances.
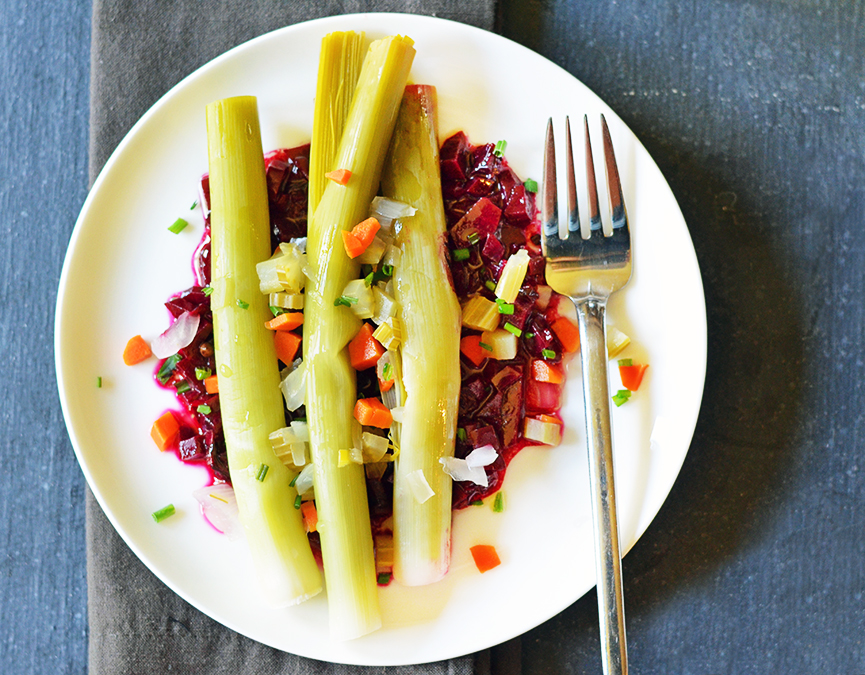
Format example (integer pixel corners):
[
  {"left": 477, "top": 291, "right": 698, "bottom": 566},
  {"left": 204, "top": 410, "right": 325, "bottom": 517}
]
[
  {"left": 196, "top": 404, "right": 212, "bottom": 414},
  {"left": 96, "top": 376, "right": 102, "bottom": 388},
  {"left": 541, "top": 348, "right": 556, "bottom": 359},
  {"left": 485, "top": 280, "right": 497, "bottom": 292},
  {"left": 479, "top": 342, "right": 493, "bottom": 352},
  {"left": 175, "top": 381, "right": 191, "bottom": 394},
  {"left": 151, "top": 504, "right": 176, "bottom": 523},
  {"left": 503, "top": 322, "right": 522, "bottom": 338},
  {"left": 382, "top": 362, "right": 393, "bottom": 381},
  {"left": 364, "top": 271, "right": 375, "bottom": 287},
  {"left": 168, "top": 218, "right": 189, "bottom": 234},
  {"left": 156, "top": 354, "right": 182, "bottom": 384},
  {"left": 467, "top": 231, "right": 481, "bottom": 245},
  {"left": 472, "top": 499, "right": 484, "bottom": 506},
  {"left": 202, "top": 286, "right": 214, "bottom": 296},
  {"left": 289, "top": 473, "right": 299, "bottom": 488},
  {"left": 493, "top": 491, "right": 505, "bottom": 513},
  {"left": 256, "top": 463, "right": 270, "bottom": 482},
  {"left": 269, "top": 305, "right": 285, "bottom": 317},
  {"left": 294, "top": 494, "right": 302, "bottom": 509},
  {"left": 453, "top": 248, "right": 470, "bottom": 261},
  {"left": 381, "top": 264, "right": 394, "bottom": 277},
  {"left": 618, "top": 358, "right": 633, "bottom": 367},
  {"left": 334, "top": 295, "right": 358, "bottom": 307},
  {"left": 457, "top": 427, "right": 467, "bottom": 442},
  {"left": 292, "top": 416, "right": 307, "bottom": 423},
  {"left": 377, "top": 572, "right": 392, "bottom": 585},
  {"left": 525, "top": 332, "right": 534, "bottom": 338},
  {"left": 524, "top": 178, "right": 539, "bottom": 193},
  {"left": 236, "top": 299, "right": 249, "bottom": 310},
  {"left": 194, "top": 367, "right": 211, "bottom": 381},
  {"left": 496, "top": 299, "right": 515, "bottom": 315},
  {"left": 494, "top": 139, "right": 508, "bottom": 157},
  {"left": 612, "top": 389, "right": 632, "bottom": 407},
  {"left": 190, "top": 200, "right": 198, "bottom": 210}
]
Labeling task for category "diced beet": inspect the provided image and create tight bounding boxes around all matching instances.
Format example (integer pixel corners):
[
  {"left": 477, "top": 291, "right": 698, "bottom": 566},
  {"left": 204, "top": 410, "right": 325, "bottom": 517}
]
[
  {"left": 459, "top": 376, "right": 489, "bottom": 417},
  {"left": 526, "top": 380, "right": 563, "bottom": 413},
  {"left": 524, "top": 315, "right": 562, "bottom": 359},
  {"left": 508, "top": 288, "right": 539, "bottom": 330},
  {"left": 440, "top": 131, "right": 470, "bottom": 182},
  {"left": 178, "top": 428, "right": 204, "bottom": 461},
  {"left": 481, "top": 233, "right": 505, "bottom": 264},
  {"left": 504, "top": 184, "right": 532, "bottom": 226},
  {"left": 476, "top": 390, "right": 503, "bottom": 422},
  {"left": 367, "top": 477, "right": 394, "bottom": 520},
  {"left": 450, "top": 197, "right": 502, "bottom": 246},
  {"left": 499, "top": 379, "right": 523, "bottom": 446},
  {"left": 496, "top": 167, "right": 521, "bottom": 202},
  {"left": 467, "top": 424, "right": 501, "bottom": 453},
  {"left": 465, "top": 176, "right": 494, "bottom": 197},
  {"left": 489, "top": 365, "right": 522, "bottom": 391}
]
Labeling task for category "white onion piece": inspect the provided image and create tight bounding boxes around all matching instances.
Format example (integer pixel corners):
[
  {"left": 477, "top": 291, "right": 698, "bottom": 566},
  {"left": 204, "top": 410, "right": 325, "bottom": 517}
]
[
  {"left": 279, "top": 359, "right": 306, "bottom": 411},
  {"left": 151, "top": 311, "right": 200, "bottom": 359},
  {"left": 466, "top": 444, "right": 498, "bottom": 468},
  {"left": 389, "top": 406, "right": 405, "bottom": 424},
  {"left": 192, "top": 484, "right": 243, "bottom": 541},
  {"left": 370, "top": 196, "right": 416, "bottom": 232},
  {"left": 294, "top": 463, "right": 315, "bottom": 495},
  {"left": 406, "top": 469, "right": 435, "bottom": 504},
  {"left": 439, "top": 456, "right": 489, "bottom": 487}
]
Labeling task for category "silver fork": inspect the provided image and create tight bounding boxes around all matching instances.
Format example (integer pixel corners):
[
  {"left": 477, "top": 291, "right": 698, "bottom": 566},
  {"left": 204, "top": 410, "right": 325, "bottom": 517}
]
[{"left": 541, "top": 115, "right": 632, "bottom": 675}]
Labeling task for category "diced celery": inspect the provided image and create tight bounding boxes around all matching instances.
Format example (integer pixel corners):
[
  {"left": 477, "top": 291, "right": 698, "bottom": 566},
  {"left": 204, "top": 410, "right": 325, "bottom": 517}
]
[
  {"left": 269, "top": 291, "right": 304, "bottom": 310},
  {"left": 256, "top": 242, "right": 306, "bottom": 294},
  {"left": 495, "top": 249, "right": 530, "bottom": 303},
  {"left": 461, "top": 295, "right": 501, "bottom": 332},
  {"left": 607, "top": 325, "right": 631, "bottom": 358},
  {"left": 523, "top": 417, "right": 563, "bottom": 446},
  {"left": 372, "top": 318, "right": 401, "bottom": 350}
]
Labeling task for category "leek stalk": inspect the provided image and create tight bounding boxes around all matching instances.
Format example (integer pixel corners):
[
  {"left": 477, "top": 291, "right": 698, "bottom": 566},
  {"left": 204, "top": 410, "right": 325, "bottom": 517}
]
[
  {"left": 381, "top": 85, "right": 462, "bottom": 586},
  {"left": 206, "top": 96, "right": 322, "bottom": 606},
  {"left": 305, "top": 35, "right": 415, "bottom": 639}
]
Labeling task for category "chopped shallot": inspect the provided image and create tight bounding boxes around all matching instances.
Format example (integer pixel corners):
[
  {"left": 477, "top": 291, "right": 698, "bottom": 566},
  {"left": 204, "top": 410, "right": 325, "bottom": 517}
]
[
  {"left": 151, "top": 311, "right": 200, "bottom": 359},
  {"left": 192, "top": 483, "right": 243, "bottom": 541}
]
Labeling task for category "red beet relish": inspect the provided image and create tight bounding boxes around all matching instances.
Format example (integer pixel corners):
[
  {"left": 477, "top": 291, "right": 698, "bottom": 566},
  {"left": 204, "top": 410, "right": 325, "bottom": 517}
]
[{"left": 155, "top": 135, "right": 570, "bottom": 513}]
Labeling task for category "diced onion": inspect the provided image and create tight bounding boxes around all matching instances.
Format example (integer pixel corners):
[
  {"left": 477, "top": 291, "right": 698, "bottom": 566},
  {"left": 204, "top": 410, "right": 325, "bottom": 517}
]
[
  {"left": 151, "top": 311, "right": 200, "bottom": 359},
  {"left": 294, "top": 463, "right": 315, "bottom": 495},
  {"left": 279, "top": 359, "right": 306, "bottom": 411},
  {"left": 192, "top": 484, "right": 243, "bottom": 541},
  {"left": 465, "top": 444, "right": 497, "bottom": 468},
  {"left": 357, "top": 234, "right": 388, "bottom": 264},
  {"left": 362, "top": 432, "right": 389, "bottom": 463},
  {"left": 389, "top": 406, "right": 405, "bottom": 424},
  {"left": 405, "top": 469, "right": 435, "bottom": 504},
  {"left": 342, "top": 278, "right": 375, "bottom": 319},
  {"left": 439, "top": 456, "right": 488, "bottom": 487},
  {"left": 370, "top": 196, "right": 416, "bottom": 231}
]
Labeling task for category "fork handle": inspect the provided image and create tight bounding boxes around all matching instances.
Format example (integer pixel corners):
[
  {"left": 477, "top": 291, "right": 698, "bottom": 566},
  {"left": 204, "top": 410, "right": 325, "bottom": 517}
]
[{"left": 575, "top": 298, "right": 628, "bottom": 675}]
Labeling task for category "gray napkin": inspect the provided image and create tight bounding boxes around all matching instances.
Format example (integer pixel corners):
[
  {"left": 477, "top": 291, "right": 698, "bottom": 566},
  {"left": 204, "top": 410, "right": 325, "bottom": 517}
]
[{"left": 86, "top": 1, "right": 503, "bottom": 673}]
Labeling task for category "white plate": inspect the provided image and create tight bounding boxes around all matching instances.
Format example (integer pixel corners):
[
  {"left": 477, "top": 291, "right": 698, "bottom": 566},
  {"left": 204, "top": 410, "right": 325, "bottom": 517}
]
[{"left": 55, "top": 13, "right": 706, "bottom": 666}]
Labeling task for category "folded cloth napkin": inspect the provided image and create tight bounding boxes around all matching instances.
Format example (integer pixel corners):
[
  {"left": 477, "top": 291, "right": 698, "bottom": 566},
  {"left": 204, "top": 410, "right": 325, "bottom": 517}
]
[{"left": 86, "top": 1, "right": 501, "bottom": 673}]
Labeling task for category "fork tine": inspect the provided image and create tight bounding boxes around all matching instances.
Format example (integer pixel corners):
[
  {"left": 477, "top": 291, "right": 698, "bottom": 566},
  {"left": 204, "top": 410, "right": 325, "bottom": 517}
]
[
  {"left": 584, "top": 115, "right": 603, "bottom": 236},
  {"left": 565, "top": 117, "right": 579, "bottom": 236},
  {"left": 601, "top": 114, "right": 628, "bottom": 233},
  {"left": 541, "top": 118, "right": 559, "bottom": 248}
]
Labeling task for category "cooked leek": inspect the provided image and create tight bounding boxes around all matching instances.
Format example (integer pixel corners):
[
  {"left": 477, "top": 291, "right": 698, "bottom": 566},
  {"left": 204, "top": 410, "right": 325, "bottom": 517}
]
[
  {"left": 305, "top": 35, "right": 415, "bottom": 639},
  {"left": 381, "top": 85, "right": 462, "bottom": 586},
  {"left": 205, "top": 96, "right": 322, "bottom": 606}
]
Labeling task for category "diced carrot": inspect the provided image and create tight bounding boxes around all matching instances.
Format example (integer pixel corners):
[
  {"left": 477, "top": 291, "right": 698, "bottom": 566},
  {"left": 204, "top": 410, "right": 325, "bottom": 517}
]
[
  {"left": 460, "top": 334, "right": 487, "bottom": 366},
  {"left": 469, "top": 544, "right": 501, "bottom": 573},
  {"left": 325, "top": 168, "right": 352, "bottom": 185},
  {"left": 264, "top": 312, "right": 304, "bottom": 331},
  {"left": 123, "top": 335, "right": 152, "bottom": 365},
  {"left": 353, "top": 397, "right": 393, "bottom": 428},
  {"left": 619, "top": 363, "right": 649, "bottom": 391},
  {"left": 274, "top": 330, "right": 302, "bottom": 365},
  {"left": 300, "top": 500, "right": 318, "bottom": 533},
  {"left": 204, "top": 375, "right": 219, "bottom": 394},
  {"left": 551, "top": 316, "right": 580, "bottom": 352},
  {"left": 378, "top": 374, "right": 395, "bottom": 392},
  {"left": 348, "top": 323, "right": 385, "bottom": 370},
  {"left": 150, "top": 411, "right": 179, "bottom": 451},
  {"left": 342, "top": 217, "right": 381, "bottom": 258},
  {"left": 531, "top": 359, "right": 564, "bottom": 383}
]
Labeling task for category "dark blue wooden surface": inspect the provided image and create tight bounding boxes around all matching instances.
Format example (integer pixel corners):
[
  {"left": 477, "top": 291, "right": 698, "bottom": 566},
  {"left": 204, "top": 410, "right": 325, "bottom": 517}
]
[{"left": 4, "top": 0, "right": 864, "bottom": 672}]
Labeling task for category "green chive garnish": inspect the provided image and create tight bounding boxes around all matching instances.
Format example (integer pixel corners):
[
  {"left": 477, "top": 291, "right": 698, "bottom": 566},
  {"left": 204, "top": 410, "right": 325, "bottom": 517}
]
[
  {"left": 334, "top": 295, "right": 358, "bottom": 307},
  {"left": 202, "top": 286, "right": 214, "bottom": 296},
  {"left": 175, "top": 381, "right": 191, "bottom": 394},
  {"left": 542, "top": 348, "right": 556, "bottom": 359},
  {"left": 289, "top": 473, "right": 299, "bottom": 488},
  {"left": 618, "top": 358, "right": 633, "bottom": 367},
  {"left": 453, "top": 248, "right": 470, "bottom": 261},
  {"left": 364, "top": 271, "right": 375, "bottom": 287},
  {"left": 196, "top": 404, "right": 212, "bottom": 414},
  {"left": 467, "top": 231, "right": 481, "bottom": 245},
  {"left": 525, "top": 332, "right": 534, "bottom": 339},
  {"left": 457, "top": 427, "right": 467, "bottom": 442},
  {"left": 524, "top": 178, "right": 538, "bottom": 193},
  {"left": 96, "top": 376, "right": 102, "bottom": 388},
  {"left": 612, "top": 389, "right": 632, "bottom": 407},
  {"left": 256, "top": 463, "right": 270, "bottom": 482},
  {"left": 479, "top": 342, "right": 493, "bottom": 352},
  {"left": 382, "top": 362, "right": 393, "bottom": 381},
  {"left": 381, "top": 264, "right": 394, "bottom": 277},
  {"left": 493, "top": 491, "right": 505, "bottom": 513},
  {"left": 190, "top": 200, "right": 198, "bottom": 210},
  {"left": 294, "top": 494, "right": 302, "bottom": 509},
  {"left": 195, "top": 367, "right": 211, "bottom": 381},
  {"left": 485, "top": 280, "right": 497, "bottom": 292},
  {"left": 168, "top": 218, "right": 189, "bottom": 234},
  {"left": 151, "top": 504, "right": 176, "bottom": 523},
  {"left": 494, "top": 139, "right": 507, "bottom": 157},
  {"left": 236, "top": 299, "right": 249, "bottom": 309},
  {"left": 496, "top": 298, "right": 515, "bottom": 315},
  {"left": 269, "top": 305, "right": 285, "bottom": 317},
  {"left": 156, "top": 354, "right": 182, "bottom": 384},
  {"left": 472, "top": 499, "right": 484, "bottom": 506},
  {"left": 377, "top": 572, "right": 392, "bottom": 585},
  {"left": 503, "top": 322, "right": 522, "bottom": 338}
]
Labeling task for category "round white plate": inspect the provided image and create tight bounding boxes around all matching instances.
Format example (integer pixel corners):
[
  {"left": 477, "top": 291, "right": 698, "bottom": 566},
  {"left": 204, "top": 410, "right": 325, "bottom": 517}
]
[{"left": 56, "top": 12, "right": 706, "bottom": 666}]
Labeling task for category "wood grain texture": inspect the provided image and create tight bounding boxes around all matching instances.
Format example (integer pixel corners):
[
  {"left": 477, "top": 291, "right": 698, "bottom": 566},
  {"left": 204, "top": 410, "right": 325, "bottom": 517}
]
[{"left": 499, "top": 0, "right": 865, "bottom": 673}]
